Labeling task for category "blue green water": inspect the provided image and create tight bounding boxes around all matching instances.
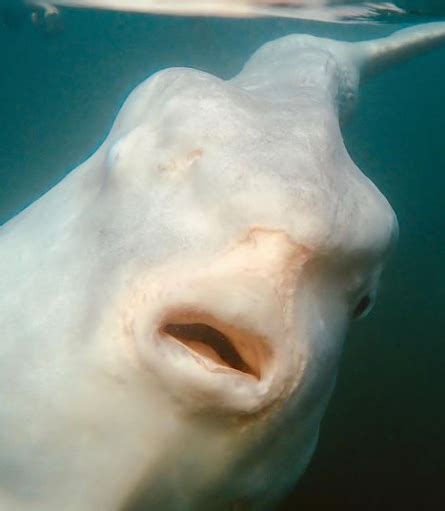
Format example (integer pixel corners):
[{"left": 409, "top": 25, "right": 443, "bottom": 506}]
[{"left": 0, "top": 7, "right": 444, "bottom": 510}]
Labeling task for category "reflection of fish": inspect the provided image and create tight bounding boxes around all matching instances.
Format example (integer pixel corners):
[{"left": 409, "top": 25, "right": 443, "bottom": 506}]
[
  {"left": 51, "top": 0, "right": 407, "bottom": 21},
  {"left": 0, "top": 1, "right": 63, "bottom": 34},
  {"left": 27, "top": 1, "right": 64, "bottom": 33},
  {"left": 0, "top": 22, "right": 444, "bottom": 511}
]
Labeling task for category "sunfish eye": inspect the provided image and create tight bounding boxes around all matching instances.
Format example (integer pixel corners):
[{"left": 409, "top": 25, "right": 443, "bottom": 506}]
[{"left": 352, "top": 294, "right": 373, "bottom": 320}]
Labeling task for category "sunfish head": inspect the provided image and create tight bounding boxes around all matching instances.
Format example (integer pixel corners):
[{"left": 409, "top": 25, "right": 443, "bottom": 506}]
[
  {"left": 1, "top": 22, "right": 445, "bottom": 511},
  {"left": 95, "top": 62, "right": 396, "bottom": 508},
  {"left": 100, "top": 59, "right": 397, "bottom": 405}
]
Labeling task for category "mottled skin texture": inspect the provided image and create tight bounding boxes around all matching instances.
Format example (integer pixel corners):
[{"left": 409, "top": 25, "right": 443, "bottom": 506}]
[{"left": 0, "top": 23, "right": 444, "bottom": 511}]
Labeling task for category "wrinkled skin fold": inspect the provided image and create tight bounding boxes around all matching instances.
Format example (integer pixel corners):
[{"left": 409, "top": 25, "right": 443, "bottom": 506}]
[{"left": 1, "top": 22, "right": 445, "bottom": 511}]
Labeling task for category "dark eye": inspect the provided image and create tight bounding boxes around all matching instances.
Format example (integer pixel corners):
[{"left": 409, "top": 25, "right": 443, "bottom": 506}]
[{"left": 353, "top": 294, "right": 372, "bottom": 320}]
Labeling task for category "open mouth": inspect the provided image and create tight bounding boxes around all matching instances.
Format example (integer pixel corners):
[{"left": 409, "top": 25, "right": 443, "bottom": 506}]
[{"left": 159, "top": 311, "right": 270, "bottom": 380}]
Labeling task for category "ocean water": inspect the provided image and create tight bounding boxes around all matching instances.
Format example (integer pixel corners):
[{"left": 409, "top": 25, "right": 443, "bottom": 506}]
[{"left": 0, "top": 2, "right": 444, "bottom": 510}]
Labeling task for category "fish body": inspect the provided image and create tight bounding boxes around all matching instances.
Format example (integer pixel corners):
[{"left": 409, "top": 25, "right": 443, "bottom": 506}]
[{"left": 0, "top": 23, "right": 444, "bottom": 511}]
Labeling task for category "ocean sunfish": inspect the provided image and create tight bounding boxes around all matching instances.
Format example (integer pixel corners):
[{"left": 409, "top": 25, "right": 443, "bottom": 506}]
[{"left": 1, "top": 22, "right": 444, "bottom": 511}]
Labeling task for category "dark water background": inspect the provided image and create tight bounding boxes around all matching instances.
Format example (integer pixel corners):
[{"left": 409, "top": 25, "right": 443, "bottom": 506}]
[{"left": 0, "top": 7, "right": 444, "bottom": 510}]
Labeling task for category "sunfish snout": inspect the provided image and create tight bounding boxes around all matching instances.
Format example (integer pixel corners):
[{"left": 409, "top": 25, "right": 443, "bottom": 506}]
[
  {"left": 173, "top": 227, "right": 312, "bottom": 323},
  {"left": 124, "top": 228, "right": 312, "bottom": 414}
]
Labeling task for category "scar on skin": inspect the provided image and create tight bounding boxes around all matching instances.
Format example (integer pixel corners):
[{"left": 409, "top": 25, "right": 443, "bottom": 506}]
[
  {"left": 231, "top": 227, "right": 314, "bottom": 303},
  {"left": 236, "top": 227, "right": 314, "bottom": 264},
  {"left": 159, "top": 148, "right": 203, "bottom": 173}
]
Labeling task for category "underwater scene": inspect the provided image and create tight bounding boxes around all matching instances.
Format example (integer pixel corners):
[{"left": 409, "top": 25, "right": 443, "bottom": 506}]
[{"left": 0, "top": 1, "right": 444, "bottom": 510}]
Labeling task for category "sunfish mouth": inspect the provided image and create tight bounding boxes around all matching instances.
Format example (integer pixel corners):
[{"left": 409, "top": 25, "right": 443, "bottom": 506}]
[{"left": 159, "top": 311, "right": 271, "bottom": 380}]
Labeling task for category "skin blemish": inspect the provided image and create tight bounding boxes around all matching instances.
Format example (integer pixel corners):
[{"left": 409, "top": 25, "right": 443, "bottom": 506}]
[{"left": 159, "top": 148, "right": 203, "bottom": 173}]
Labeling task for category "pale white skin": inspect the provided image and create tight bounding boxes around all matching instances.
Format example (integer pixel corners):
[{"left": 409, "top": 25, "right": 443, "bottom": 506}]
[{"left": 1, "top": 23, "right": 444, "bottom": 511}]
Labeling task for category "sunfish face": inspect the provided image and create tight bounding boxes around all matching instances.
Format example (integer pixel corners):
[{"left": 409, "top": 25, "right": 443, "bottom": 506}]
[
  {"left": 0, "top": 65, "right": 398, "bottom": 511},
  {"left": 73, "top": 67, "right": 397, "bottom": 508},
  {"left": 98, "top": 68, "right": 397, "bottom": 417}
]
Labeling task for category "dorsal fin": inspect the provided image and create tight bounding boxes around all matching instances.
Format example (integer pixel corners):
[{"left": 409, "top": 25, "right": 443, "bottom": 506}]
[
  {"left": 351, "top": 22, "right": 445, "bottom": 79},
  {"left": 232, "top": 22, "right": 445, "bottom": 120}
]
